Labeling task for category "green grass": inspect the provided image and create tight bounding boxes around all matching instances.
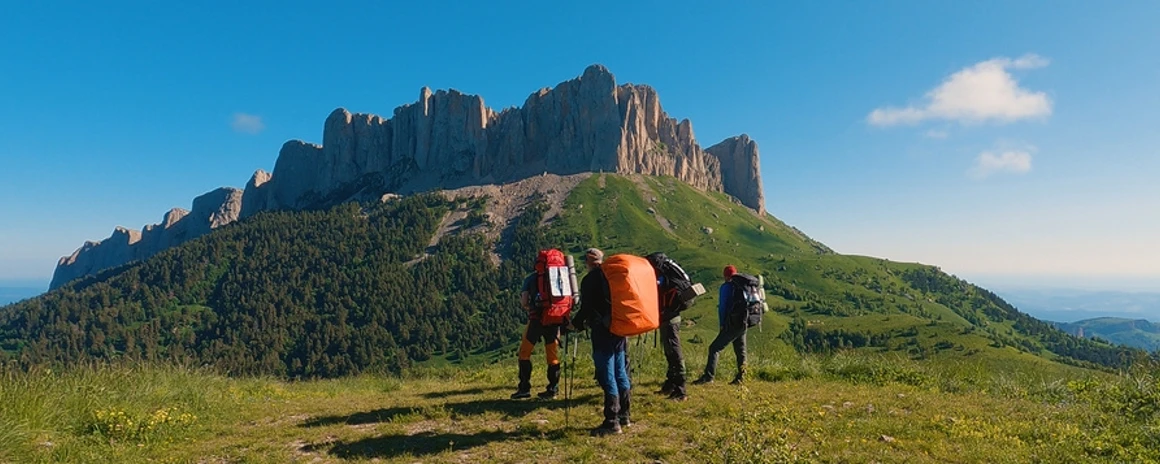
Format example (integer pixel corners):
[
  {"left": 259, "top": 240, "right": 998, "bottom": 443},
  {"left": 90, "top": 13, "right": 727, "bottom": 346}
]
[{"left": 3, "top": 347, "right": 1158, "bottom": 463}]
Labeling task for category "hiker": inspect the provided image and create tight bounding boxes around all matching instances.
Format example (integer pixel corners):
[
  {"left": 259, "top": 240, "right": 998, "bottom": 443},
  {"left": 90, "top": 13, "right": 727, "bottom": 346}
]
[
  {"left": 570, "top": 248, "right": 632, "bottom": 435},
  {"left": 647, "top": 252, "right": 696, "bottom": 401},
  {"left": 511, "top": 250, "right": 573, "bottom": 400},
  {"left": 693, "top": 264, "right": 759, "bottom": 385}
]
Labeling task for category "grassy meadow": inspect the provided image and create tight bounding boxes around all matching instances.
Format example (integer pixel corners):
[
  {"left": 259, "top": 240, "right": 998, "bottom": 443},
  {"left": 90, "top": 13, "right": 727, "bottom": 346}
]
[{"left": 3, "top": 341, "right": 1159, "bottom": 463}]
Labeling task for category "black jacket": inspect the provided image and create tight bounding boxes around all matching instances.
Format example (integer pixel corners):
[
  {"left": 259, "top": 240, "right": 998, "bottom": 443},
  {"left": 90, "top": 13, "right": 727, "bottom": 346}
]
[{"left": 574, "top": 267, "right": 626, "bottom": 352}]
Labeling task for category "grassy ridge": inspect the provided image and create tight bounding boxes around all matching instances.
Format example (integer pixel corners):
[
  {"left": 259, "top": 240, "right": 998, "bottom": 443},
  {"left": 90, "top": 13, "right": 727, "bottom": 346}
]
[{"left": 542, "top": 175, "right": 1134, "bottom": 374}]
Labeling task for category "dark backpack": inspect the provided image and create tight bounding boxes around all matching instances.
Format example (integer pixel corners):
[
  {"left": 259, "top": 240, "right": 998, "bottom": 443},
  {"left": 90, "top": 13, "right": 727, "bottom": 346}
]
[
  {"left": 729, "top": 273, "right": 763, "bottom": 328},
  {"left": 647, "top": 252, "right": 695, "bottom": 317}
]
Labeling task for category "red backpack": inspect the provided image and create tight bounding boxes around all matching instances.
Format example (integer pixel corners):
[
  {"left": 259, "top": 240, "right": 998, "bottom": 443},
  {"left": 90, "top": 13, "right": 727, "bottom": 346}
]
[{"left": 535, "top": 249, "right": 574, "bottom": 326}]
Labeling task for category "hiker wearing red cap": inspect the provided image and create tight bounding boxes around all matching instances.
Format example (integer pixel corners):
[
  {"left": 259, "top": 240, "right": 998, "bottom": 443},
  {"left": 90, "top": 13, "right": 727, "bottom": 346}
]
[{"left": 692, "top": 264, "right": 749, "bottom": 385}]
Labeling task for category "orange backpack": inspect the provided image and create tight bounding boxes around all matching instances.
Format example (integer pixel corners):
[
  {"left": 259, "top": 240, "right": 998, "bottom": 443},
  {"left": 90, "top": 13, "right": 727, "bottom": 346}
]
[{"left": 602, "top": 254, "right": 661, "bottom": 337}]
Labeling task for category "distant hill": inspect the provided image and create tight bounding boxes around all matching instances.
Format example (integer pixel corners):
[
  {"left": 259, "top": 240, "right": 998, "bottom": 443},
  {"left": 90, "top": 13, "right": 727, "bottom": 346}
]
[
  {"left": 1056, "top": 317, "right": 1160, "bottom": 352},
  {"left": 988, "top": 287, "right": 1160, "bottom": 322}
]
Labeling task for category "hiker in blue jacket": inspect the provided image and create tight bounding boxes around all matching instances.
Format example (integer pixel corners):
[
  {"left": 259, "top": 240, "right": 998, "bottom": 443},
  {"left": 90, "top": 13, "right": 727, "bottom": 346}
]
[{"left": 693, "top": 264, "right": 748, "bottom": 385}]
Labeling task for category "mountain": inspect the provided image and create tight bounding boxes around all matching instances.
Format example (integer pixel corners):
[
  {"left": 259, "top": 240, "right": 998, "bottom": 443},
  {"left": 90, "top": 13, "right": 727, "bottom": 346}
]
[
  {"left": 1056, "top": 317, "right": 1160, "bottom": 351},
  {"left": 10, "top": 66, "right": 1142, "bottom": 379},
  {"left": 50, "top": 65, "right": 763, "bottom": 289},
  {"left": 2, "top": 172, "right": 1139, "bottom": 377}
]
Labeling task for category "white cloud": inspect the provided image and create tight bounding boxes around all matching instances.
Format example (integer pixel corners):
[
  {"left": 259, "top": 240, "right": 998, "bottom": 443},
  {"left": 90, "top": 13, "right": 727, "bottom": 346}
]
[
  {"left": 868, "top": 54, "right": 1052, "bottom": 126},
  {"left": 969, "top": 149, "right": 1033, "bottom": 179},
  {"left": 231, "top": 113, "right": 265, "bottom": 134},
  {"left": 1010, "top": 54, "right": 1050, "bottom": 70},
  {"left": 925, "top": 129, "right": 948, "bottom": 139}
]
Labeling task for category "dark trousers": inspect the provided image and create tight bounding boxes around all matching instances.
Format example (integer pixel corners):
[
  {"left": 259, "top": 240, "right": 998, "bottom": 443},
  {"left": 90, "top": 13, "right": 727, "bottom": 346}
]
[
  {"left": 660, "top": 317, "right": 686, "bottom": 394},
  {"left": 703, "top": 323, "right": 747, "bottom": 380}
]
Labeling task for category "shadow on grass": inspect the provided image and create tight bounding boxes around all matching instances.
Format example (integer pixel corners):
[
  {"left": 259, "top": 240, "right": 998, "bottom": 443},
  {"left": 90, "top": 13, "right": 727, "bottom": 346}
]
[
  {"left": 418, "top": 385, "right": 510, "bottom": 399},
  {"left": 301, "top": 394, "right": 600, "bottom": 428},
  {"left": 312, "top": 427, "right": 565, "bottom": 459}
]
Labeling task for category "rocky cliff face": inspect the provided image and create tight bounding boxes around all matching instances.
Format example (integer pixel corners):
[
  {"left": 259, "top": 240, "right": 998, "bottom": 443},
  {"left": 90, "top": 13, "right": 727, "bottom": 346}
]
[
  {"left": 51, "top": 65, "right": 765, "bottom": 289},
  {"left": 50, "top": 188, "right": 241, "bottom": 288},
  {"left": 706, "top": 135, "right": 764, "bottom": 211}
]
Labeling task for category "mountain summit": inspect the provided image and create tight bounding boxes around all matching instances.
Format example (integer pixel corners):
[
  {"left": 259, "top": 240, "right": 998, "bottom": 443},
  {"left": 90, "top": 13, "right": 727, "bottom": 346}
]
[{"left": 50, "top": 65, "right": 764, "bottom": 289}]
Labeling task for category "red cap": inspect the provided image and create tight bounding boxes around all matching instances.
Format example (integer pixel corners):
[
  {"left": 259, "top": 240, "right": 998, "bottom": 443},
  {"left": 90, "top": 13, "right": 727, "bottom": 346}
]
[{"left": 723, "top": 265, "right": 737, "bottom": 278}]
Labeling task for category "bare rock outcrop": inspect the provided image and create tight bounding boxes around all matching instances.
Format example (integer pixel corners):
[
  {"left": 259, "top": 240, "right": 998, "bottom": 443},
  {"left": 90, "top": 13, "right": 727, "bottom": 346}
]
[
  {"left": 261, "top": 64, "right": 762, "bottom": 211},
  {"left": 51, "top": 65, "right": 767, "bottom": 289},
  {"left": 50, "top": 188, "right": 243, "bottom": 289},
  {"left": 706, "top": 135, "right": 764, "bottom": 211}
]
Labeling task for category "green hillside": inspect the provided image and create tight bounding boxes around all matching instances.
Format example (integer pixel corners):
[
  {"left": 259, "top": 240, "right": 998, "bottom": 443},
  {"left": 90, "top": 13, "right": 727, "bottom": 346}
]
[
  {"left": 0, "top": 174, "right": 1141, "bottom": 377},
  {"left": 543, "top": 175, "right": 1138, "bottom": 374},
  {"left": 1057, "top": 317, "right": 1160, "bottom": 352},
  {"left": 0, "top": 194, "right": 531, "bottom": 377}
]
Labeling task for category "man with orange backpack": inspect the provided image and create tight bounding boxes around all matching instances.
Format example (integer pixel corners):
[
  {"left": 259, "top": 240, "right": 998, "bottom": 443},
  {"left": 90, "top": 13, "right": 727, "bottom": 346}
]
[
  {"left": 511, "top": 248, "right": 574, "bottom": 400},
  {"left": 570, "top": 247, "right": 632, "bottom": 435}
]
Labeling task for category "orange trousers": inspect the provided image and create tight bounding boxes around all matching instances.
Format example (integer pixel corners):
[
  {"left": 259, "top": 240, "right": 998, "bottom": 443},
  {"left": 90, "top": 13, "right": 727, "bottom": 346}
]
[{"left": 517, "top": 321, "right": 560, "bottom": 365}]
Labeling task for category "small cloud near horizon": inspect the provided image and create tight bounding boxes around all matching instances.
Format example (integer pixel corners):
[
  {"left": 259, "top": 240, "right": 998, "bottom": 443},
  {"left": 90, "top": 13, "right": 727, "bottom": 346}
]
[
  {"left": 231, "top": 113, "right": 266, "bottom": 134},
  {"left": 969, "top": 147, "right": 1033, "bottom": 179},
  {"left": 868, "top": 54, "right": 1053, "bottom": 127}
]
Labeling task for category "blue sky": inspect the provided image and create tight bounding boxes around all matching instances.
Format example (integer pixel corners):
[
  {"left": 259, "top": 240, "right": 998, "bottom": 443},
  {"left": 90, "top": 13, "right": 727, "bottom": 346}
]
[{"left": 1, "top": 0, "right": 1157, "bottom": 291}]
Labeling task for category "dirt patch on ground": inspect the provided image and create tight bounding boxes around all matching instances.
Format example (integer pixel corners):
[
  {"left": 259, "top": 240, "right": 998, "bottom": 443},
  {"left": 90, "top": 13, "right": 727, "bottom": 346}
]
[
  {"left": 434, "top": 173, "right": 591, "bottom": 261},
  {"left": 439, "top": 173, "right": 590, "bottom": 232}
]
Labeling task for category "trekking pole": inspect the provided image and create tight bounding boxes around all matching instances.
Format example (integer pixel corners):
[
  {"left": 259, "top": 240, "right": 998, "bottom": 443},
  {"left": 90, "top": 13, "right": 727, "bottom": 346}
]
[
  {"left": 564, "top": 254, "right": 580, "bottom": 431},
  {"left": 568, "top": 327, "right": 579, "bottom": 428},
  {"left": 564, "top": 329, "right": 571, "bottom": 429}
]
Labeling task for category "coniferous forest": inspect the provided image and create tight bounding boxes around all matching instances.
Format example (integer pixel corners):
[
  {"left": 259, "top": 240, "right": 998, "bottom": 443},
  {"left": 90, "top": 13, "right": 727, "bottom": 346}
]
[{"left": 0, "top": 195, "right": 549, "bottom": 378}]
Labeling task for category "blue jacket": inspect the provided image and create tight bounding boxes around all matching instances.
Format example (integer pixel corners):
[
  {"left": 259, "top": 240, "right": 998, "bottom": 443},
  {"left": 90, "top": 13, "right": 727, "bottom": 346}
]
[{"left": 718, "top": 281, "right": 734, "bottom": 328}]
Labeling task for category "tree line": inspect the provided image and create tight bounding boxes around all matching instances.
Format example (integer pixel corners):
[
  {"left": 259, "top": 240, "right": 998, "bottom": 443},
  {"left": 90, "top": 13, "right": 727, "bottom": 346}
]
[{"left": 0, "top": 194, "right": 546, "bottom": 378}]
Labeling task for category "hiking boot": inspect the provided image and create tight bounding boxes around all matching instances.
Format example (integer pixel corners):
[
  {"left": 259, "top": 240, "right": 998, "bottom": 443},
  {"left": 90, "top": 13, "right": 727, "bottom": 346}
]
[
  {"left": 691, "top": 375, "right": 713, "bottom": 385},
  {"left": 514, "top": 360, "right": 533, "bottom": 397},
  {"left": 655, "top": 381, "right": 674, "bottom": 396},
  {"left": 545, "top": 364, "right": 561, "bottom": 396},
  {"left": 729, "top": 377, "right": 743, "bottom": 385},
  {"left": 591, "top": 420, "right": 622, "bottom": 436},
  {"left": 617, "top": 390, "right": 631, "bottom": 428},
  {"left": 668, "top": 391, "right": 688, "bottom": 401},
  {"left": 537, "top": 388, "right": 557, "bottom": 399}
]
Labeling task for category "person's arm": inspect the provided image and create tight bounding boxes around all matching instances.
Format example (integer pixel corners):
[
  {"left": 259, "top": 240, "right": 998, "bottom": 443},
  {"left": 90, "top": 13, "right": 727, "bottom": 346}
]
[{"left": 573, "top": 274, "right": 593, "bottom": 331}]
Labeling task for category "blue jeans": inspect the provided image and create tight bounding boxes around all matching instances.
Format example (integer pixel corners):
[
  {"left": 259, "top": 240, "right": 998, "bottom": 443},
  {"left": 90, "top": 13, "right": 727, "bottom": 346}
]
[{"left": 593, "top": 349, "right": 631, "bottom": 397}]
